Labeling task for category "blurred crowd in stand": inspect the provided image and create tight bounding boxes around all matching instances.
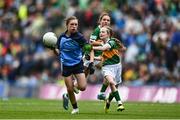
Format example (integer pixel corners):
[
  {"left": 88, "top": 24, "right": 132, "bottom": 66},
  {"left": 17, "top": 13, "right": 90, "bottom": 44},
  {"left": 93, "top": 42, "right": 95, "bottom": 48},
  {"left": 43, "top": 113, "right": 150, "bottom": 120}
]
[{"left": 0, "top": 0, "right": 179, "bottom": 90}]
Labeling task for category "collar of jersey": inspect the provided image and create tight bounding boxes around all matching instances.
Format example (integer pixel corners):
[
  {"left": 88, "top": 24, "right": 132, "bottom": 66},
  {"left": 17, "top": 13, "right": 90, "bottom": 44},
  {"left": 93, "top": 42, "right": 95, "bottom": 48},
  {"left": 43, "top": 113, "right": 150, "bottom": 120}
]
[{"left": 61, "top": 30, "right": 78, "bottom": 38}]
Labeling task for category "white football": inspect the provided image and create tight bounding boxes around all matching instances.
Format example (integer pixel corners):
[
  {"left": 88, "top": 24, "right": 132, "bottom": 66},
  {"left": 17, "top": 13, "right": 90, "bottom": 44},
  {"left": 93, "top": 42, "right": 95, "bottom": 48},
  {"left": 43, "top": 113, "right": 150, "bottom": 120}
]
[{"left": 43, "top": 32, "right": 57, "bottom": 47}]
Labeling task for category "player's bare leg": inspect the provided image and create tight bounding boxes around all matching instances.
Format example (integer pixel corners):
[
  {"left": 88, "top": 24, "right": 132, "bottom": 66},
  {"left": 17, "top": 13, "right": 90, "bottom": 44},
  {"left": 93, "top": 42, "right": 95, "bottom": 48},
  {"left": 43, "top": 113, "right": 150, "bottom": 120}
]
[
  {"left": 107, "top": 75, "right": 125, "bottom": 112},
  {"left": 64, "top": 76, "right": 78, "bottom": 113}
]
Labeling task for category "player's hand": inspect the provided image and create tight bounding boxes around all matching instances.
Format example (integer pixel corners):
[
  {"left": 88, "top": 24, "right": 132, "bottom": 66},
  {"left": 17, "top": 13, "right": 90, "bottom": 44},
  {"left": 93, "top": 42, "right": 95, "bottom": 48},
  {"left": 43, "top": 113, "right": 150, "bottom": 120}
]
[
  {"left": 85, "top": 54, "right": 90, "bottom": 60},
  {"left": 88, "top": 62, "right": 95, "bottom": 75},
  {"left": 44, "top": 44, "right": 55, "bottom": 50}
]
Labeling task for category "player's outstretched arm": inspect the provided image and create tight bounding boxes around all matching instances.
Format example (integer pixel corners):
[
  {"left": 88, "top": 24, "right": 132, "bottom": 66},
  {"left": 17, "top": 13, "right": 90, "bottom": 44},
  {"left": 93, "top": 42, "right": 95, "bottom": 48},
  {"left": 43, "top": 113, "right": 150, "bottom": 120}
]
[
  {"left": 94, "top": 56, "right": 102, "bottom": 61},
  {"left": 93, "top": 44, "right": 111, "bottom": 51},
  {"left": 90, "top": 40, "right": 104, "bottom": 46}
]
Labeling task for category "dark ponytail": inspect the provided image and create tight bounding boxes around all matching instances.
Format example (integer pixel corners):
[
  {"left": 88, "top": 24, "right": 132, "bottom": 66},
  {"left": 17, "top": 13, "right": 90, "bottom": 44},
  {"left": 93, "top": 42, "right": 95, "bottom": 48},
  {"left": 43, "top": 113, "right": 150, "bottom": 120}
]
[{"left": 113, "top": 38, "right": 126, "bottom": 51}]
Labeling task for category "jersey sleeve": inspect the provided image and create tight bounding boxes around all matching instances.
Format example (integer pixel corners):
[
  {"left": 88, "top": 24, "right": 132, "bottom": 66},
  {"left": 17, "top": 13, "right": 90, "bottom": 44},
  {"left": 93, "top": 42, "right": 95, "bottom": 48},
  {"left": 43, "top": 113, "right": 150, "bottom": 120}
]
[{"left": 107, "top": 40, "right": 116, "bottom": 50}]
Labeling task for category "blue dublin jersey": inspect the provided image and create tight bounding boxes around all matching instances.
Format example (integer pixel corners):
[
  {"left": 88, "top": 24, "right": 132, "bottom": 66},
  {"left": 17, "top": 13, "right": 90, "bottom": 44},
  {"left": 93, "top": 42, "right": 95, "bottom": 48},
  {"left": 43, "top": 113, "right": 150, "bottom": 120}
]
[{"left": 57, "top": 32, "right": 87, "bottom": 66}]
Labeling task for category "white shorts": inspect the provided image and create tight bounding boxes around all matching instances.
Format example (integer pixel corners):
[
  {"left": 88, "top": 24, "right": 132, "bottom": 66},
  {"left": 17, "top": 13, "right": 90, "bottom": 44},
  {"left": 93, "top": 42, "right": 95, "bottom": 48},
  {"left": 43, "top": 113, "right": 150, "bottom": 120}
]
[
  {"left": 102, "top": 63, "right": 122, "bottom": 85},
  {"left": 83, "top": 55, "right": 101, "bottom": 67}
]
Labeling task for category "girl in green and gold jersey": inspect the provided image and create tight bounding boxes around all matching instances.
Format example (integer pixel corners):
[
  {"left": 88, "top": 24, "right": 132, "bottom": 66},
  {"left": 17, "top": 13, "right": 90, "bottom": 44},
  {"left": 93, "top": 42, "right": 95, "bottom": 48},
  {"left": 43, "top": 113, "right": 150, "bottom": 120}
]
[
  {"left": 93, "top": 26, "right": 126, "bottom": 113},
  {"left": 84, "top": 12, "right": 112, "bottom": 100},
  {"left": 84, "top": 12, "right": 111, "bottom": 77}
]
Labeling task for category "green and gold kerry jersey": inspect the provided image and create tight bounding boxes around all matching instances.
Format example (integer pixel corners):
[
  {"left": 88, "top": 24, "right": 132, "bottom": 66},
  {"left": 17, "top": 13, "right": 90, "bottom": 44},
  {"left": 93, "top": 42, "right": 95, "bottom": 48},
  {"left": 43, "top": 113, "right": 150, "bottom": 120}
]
[{"left": 102, "top": 39, "right": 121, "bottom": 66}]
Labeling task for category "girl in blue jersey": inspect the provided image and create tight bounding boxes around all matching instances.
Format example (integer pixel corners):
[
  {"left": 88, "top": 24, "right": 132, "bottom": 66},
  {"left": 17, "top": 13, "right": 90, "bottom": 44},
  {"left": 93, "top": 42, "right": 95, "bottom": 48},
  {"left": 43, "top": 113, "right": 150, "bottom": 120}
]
[{"left": 53, "top": 16, "right": 89, "bottom": 114}]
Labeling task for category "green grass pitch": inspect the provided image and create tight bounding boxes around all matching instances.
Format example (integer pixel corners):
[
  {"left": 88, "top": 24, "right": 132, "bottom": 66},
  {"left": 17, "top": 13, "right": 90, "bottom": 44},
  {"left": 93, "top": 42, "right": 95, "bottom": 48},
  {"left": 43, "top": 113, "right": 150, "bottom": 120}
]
[{"left": 0, "top": 98, "right": 180, "bottom": 119}]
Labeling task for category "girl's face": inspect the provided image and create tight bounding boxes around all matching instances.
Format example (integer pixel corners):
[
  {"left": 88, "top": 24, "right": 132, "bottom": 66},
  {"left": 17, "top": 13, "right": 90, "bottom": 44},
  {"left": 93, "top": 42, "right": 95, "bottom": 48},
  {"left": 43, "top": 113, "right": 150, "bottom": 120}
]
[
  {"left": 100, "top": 15, "right": 110, "bottom": 27},
  {"left": 67, "top": 19, "right": 78, "bottom": 33},
  {"left": 100, "top": 27, "right": 109, "bottom": 40}
]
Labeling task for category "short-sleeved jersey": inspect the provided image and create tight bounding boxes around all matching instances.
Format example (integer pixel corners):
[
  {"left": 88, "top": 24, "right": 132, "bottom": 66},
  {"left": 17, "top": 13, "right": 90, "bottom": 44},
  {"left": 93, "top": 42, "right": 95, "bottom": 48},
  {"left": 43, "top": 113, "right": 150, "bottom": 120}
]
[
  {"left": 57, "top": 31, "right": 87, "bottom": 66},
  {"left": 90, "top": 26, "right": 103, "bottom": 57},
  {"left": 102, "top": 39, "right": 120, "bottom": 66}
]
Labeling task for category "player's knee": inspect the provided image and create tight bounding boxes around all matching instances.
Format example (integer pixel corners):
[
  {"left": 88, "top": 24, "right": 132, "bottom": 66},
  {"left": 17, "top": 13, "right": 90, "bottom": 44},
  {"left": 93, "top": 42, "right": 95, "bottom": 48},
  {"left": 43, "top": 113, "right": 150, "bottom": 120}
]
[
  {"left": 79, "top": 85, "right": 86, "bottom": 91},
  {"left": 109, "top": 81, "right": 115, "bottom": 86}
]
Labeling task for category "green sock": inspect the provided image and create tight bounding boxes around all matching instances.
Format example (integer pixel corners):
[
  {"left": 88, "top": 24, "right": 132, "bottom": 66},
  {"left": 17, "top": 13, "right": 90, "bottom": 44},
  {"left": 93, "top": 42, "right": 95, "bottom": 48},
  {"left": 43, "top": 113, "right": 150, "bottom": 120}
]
[
  {"left": 100, "top": 83, "right": 108, "bottom": 93},
  {"left": 108, "top": 92, "right": 114, "bottom": 102},
  {"left": 112, "top": 91, "right": 121, "bottom": 102}
]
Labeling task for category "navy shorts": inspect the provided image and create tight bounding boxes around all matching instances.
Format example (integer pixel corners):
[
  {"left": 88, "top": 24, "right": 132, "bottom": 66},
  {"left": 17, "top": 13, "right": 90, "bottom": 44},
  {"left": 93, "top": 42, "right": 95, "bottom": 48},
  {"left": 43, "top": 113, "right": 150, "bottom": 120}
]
[{"left": 62, "top": 60, "right": 84, "bottom": 77}]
